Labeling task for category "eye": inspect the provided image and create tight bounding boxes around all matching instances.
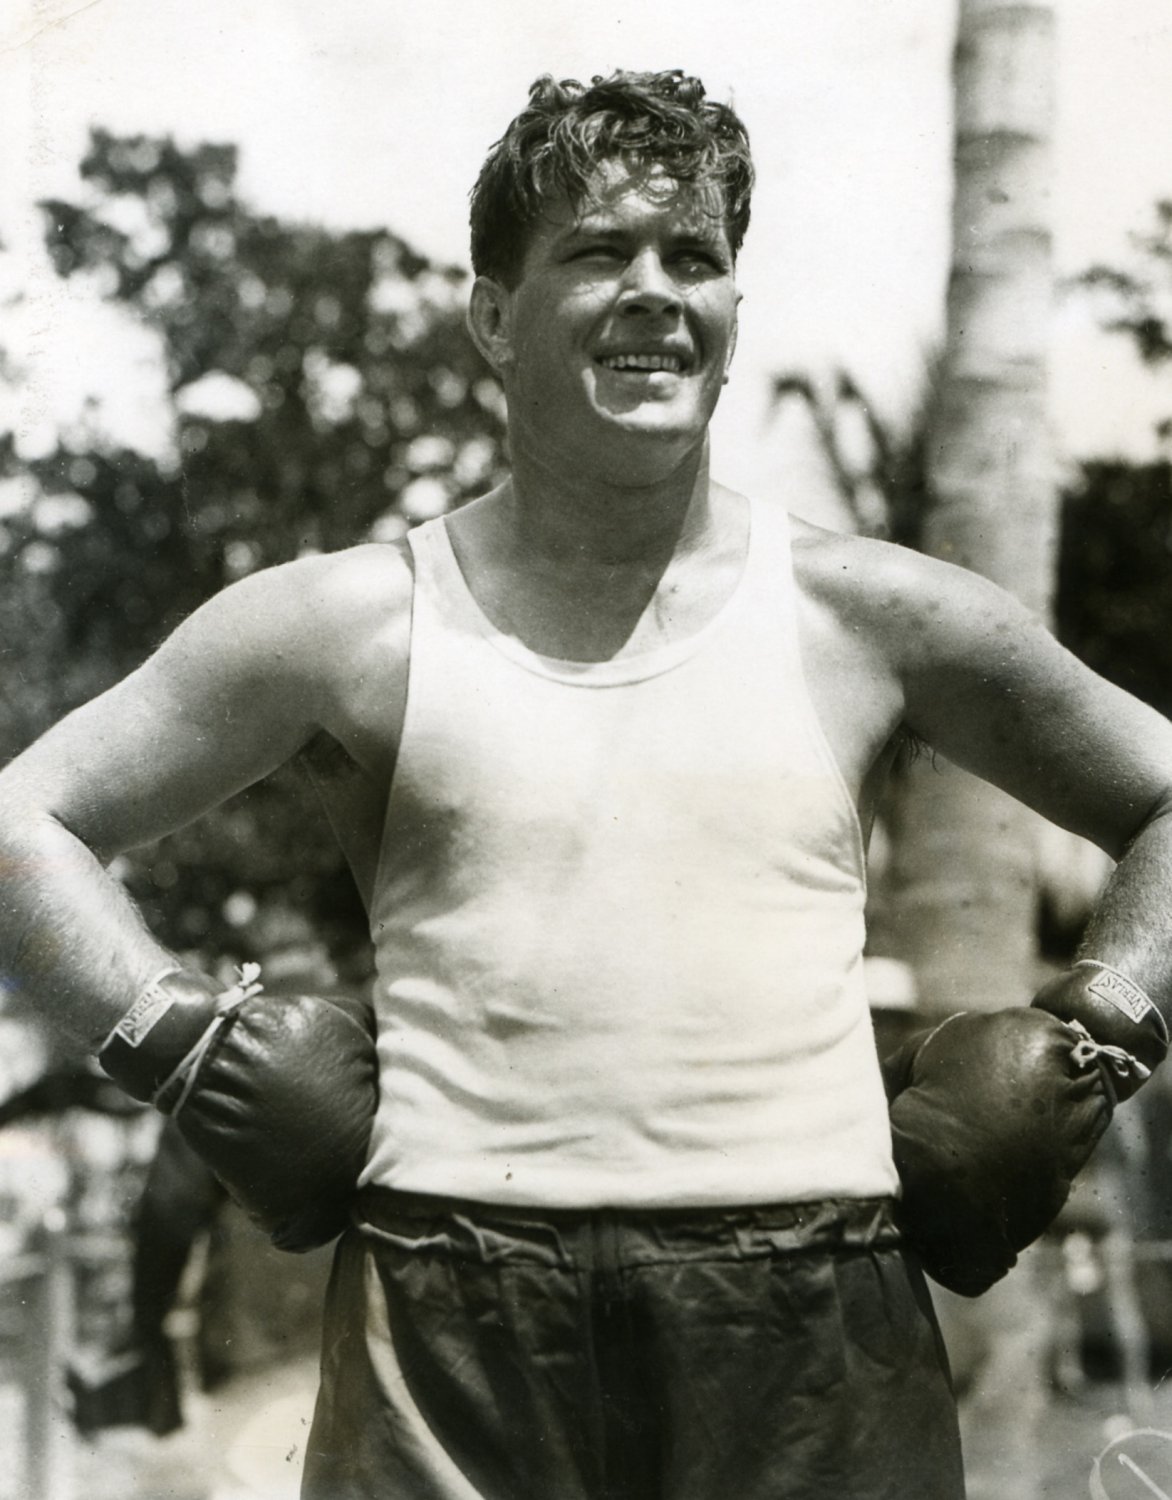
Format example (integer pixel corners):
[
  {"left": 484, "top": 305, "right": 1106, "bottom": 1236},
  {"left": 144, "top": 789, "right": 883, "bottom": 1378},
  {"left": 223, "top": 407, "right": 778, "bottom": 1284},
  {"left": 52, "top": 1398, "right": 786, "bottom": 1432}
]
[
  {"left": 570, "top": 243, "right": 626, "bottom": 264},
  {"left": 671, "top": 247, "right": 726, "bottom": 275}
]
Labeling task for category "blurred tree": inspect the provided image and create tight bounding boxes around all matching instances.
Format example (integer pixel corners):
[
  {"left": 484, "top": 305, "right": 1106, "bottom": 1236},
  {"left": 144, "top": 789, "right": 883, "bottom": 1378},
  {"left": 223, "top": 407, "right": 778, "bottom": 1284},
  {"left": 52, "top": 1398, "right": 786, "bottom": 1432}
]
[
  {"left": 769, "top": 369, "right": 931, "bottom": 546},
  {"left": 1058, "top": 199, "right": 1172, "bottom": 721},
  {"left": 884, "top": 0, "right": 1058, "bottom": 1019},
  {"left": 1057, "top": 461, "right": 1172, "bottom": 720},
  {"left": 1053, "top": 208, "right": 1172, "bottom": 1394},
  {"left": 875, "top": 4, "right": 1058, "bottom": 1493},
  {"left": 2, "top": 129, "right": 507, "bottom": 969},
  {"left": 1077, "top": 199, "right": 1172, "bottom": 411}
]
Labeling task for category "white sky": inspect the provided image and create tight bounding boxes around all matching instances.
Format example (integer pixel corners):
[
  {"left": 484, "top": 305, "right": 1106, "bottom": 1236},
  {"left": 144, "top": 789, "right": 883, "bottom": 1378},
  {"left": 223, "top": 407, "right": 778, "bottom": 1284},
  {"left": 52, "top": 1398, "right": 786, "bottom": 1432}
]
[{"left": 2, "top": 0, "right": 1171, "bottom": 510}]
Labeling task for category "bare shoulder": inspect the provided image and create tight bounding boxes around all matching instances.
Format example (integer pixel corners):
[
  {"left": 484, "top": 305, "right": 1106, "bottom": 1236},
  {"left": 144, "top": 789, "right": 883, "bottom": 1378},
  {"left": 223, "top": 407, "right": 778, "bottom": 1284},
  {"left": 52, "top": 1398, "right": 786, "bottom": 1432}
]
[
  {"left": 204, "top": 540, "right": 413, "bottom": 652},
  {"left": 159, "top": 540, "right": 413, "bottom": 703},
  {"left": 0, "top": 539, "right": 416, "bottom": 855},
  {"left": 790, "top": 514, "right": 960, "bottom": 621},
  {"left": 779, "top": 517, "right": 922, "bottom": 800},
  {"left": 787, "top": 514, "right": 1043, "bottom": 670},
  {"left": 216, "top": 540, "right": 415, "bottom": 778},
  {"left": 788, "top": 514, "right": 1172, "bottom": 853}
]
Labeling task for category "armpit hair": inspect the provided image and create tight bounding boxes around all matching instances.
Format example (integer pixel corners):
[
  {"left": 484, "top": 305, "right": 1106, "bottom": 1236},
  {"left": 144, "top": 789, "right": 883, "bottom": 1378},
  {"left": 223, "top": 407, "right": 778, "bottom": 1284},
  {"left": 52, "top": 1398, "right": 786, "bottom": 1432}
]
[{"left": 893, "top": 723, "right": 934, "bottom": 768}]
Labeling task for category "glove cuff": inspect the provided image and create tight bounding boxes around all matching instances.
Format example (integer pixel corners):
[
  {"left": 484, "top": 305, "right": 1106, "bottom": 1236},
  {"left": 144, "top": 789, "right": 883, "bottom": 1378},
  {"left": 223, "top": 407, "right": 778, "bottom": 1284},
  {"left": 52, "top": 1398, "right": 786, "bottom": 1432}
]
[
  {"left": 1072, "top": 960, "right": 1169, "bottom": 1045},
  {"left": 98, "top": 966, "right": 257, "bottom": 1104},
  {"left": 1031, "top": 960, "right": 1168, "bottom": 1099}
]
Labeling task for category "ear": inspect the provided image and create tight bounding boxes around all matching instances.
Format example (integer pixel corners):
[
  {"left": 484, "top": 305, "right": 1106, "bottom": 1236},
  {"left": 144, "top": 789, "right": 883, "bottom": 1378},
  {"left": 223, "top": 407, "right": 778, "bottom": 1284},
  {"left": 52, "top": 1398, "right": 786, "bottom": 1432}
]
[
  {"left": 723, "top": 293, "right": 742, "bottom": 385},
  {"left": 467, "top": 276, "right": 515, "bottom": 371}
]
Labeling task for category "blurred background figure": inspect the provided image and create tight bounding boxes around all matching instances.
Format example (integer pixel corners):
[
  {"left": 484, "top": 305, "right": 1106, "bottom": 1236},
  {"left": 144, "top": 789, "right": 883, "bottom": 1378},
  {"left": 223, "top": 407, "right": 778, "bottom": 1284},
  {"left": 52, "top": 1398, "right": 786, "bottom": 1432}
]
[{"left": 67, "top": 901, "right": 345, "bottom": 1440}]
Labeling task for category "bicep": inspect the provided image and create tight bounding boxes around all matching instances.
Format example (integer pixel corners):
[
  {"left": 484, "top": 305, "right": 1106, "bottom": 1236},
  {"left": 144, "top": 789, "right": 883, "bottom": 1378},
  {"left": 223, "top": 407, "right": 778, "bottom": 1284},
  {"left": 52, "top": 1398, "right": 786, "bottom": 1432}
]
[
  {"left": 3, "top": 584, "right": 322, "bottom": 857},
  {"left": 897, "top": 568, "right": 1172, "bottom": 857}
]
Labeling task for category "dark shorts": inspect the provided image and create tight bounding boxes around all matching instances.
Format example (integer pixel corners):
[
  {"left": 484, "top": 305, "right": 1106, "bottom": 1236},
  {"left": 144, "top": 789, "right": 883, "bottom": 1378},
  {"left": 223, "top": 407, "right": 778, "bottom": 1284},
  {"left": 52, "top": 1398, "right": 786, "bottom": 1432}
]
[{"left": 302, "top": 1190, "right": 964, "bottom": 1500}]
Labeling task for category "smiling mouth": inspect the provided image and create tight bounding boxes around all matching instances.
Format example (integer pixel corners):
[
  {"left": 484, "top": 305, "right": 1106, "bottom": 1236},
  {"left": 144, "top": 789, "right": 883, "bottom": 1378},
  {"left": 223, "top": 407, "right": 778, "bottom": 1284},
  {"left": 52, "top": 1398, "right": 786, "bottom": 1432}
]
[{"left": 597, "top": 353, "right": 686, "bottom": 373}]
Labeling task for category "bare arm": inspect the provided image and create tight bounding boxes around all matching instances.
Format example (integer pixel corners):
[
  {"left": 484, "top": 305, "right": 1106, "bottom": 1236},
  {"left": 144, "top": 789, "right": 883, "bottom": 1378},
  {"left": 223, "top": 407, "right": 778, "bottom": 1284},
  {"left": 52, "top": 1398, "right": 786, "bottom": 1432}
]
[
  {"left": 0, "top": 552, "right": 382, "bottom": 1048},
  {"left": 885, "top": 549, "right": 1172, "bottom": 1015}
]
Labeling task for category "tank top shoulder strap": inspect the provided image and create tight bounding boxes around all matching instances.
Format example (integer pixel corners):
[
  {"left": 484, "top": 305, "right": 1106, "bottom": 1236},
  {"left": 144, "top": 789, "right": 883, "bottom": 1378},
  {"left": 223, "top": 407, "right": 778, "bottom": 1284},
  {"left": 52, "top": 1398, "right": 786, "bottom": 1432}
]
[
  {"left": 739, "top": 500, "right": 862, "bottom": 850},
  {"left": 406, "top": 516, "right": 483, "bottom": 635},
  {"left": 735, "top": 496, "right": 806, "bottom": 672}
]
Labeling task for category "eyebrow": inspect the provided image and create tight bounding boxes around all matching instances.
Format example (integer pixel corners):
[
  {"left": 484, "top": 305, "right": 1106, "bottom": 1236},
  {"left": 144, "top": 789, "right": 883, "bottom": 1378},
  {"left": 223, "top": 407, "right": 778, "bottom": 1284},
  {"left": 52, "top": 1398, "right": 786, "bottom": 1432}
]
[{"left": 560, "top": 217, "right": 730, "bottom": 251}]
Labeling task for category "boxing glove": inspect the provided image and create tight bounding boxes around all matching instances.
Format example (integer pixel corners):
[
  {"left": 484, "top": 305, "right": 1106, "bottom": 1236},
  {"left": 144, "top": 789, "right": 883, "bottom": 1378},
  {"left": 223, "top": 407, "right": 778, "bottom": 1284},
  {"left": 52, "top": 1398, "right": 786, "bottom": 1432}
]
[
  {"left": 885, "top": 1007, "right": 1113, "bottom": 1297},
  {"left": 1031, "top": 960, "right": 1168, "bottom": 1102},
  {"left": 99, "top": 965, "right": 378, "bottom": 1252}
]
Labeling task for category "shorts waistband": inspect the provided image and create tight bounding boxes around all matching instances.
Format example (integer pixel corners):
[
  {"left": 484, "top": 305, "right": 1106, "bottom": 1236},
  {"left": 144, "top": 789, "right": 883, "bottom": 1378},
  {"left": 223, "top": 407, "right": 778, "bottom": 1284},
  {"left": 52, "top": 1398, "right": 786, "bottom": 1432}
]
[{"left": 354, "top": 1188, "right": 901, "bottom": 1270}]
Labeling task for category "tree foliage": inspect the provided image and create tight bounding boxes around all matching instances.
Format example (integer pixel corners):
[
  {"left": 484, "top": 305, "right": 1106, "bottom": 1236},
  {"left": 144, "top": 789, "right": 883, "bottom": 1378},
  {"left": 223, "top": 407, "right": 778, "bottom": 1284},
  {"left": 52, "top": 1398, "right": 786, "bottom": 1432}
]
[
  {"left": 769, "top": 369, "right": 931, "bottom": 546},
  {"left": 1078, "top": 198, "right": 1172, "bottom": 433},
  {"left": 776, "top": 201, "right": 1172, "bottom": 731},
  {"left": 1057, "top": 461, "right": 1172, "bottom": 718},
  {"left": 2, "top": 129, "right": 507, "bottom": 969},
  {"left": 1059, "top": 199, "right": 1172, "bottom": 718}
]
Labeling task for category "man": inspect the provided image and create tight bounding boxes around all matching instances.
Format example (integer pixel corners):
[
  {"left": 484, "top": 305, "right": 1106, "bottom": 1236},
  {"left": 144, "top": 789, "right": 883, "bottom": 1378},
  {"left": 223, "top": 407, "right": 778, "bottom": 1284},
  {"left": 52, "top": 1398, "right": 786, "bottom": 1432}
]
[{"left": 1, "top": 69, "right": 1171, "bottom": 1500}]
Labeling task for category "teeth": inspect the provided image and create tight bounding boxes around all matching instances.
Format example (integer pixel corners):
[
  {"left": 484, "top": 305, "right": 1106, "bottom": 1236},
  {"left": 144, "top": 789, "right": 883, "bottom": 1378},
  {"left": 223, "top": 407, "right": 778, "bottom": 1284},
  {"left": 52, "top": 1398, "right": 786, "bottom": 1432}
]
[{"left": 599, "top": 353, "right": 683, "bottom": 373}]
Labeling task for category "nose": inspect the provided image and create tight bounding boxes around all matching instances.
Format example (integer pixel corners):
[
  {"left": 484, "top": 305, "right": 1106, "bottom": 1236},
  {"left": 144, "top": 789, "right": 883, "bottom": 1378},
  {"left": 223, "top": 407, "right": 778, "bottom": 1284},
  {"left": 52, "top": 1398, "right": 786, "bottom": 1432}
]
[{"left": 617, "top": 249, "right": 681, "bottom": 316}]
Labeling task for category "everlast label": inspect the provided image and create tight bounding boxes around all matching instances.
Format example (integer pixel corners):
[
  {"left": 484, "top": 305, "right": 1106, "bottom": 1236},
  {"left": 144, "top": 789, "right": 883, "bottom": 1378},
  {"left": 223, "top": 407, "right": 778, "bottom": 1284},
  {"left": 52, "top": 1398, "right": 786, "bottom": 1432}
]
[
  {"left": 1086, "top": 968, "right": 1154, "bottom": 1026},
  {"left": 112, "top": 985, "right": 174, "bottom": 1047}
]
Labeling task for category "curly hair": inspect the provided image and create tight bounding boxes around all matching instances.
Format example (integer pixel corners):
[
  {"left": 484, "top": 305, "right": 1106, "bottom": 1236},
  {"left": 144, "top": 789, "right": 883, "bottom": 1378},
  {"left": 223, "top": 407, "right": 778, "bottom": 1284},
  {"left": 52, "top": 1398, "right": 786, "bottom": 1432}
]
[{"left": 469, "top": 70, "right": 754, "bottom": 286}]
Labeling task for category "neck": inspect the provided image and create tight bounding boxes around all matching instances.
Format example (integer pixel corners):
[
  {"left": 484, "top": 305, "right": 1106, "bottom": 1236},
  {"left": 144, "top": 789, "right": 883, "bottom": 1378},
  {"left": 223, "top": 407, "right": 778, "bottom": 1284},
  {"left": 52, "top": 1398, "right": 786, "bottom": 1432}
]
[
  {"left": 445, "top": 441, "right": 747, "bottom": 664},
  {"left": 503, "top": 435, "right": 714, "bottom": 567}
]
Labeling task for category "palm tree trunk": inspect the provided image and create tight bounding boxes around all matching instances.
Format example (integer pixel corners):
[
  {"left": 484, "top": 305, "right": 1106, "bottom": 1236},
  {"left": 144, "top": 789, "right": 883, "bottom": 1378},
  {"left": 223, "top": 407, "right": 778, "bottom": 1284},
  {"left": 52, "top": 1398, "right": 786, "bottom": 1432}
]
[
  {"left": 881, "top": 4, "right": 1058, "bottom": 1496},
  {"left": 888, "top": 0, "right": 1057, "bottom": 1014}
]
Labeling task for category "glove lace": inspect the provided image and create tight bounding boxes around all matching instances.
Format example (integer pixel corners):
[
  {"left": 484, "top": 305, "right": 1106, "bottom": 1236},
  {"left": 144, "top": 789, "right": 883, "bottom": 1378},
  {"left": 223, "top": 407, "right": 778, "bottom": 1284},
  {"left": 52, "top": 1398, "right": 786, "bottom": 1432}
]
[
  {"left": 153, "top": 964, "right": 264, "bottom": 1116},
  {"left": 1065, "top": 1017, "right": 1151, "bottom": 1085}
]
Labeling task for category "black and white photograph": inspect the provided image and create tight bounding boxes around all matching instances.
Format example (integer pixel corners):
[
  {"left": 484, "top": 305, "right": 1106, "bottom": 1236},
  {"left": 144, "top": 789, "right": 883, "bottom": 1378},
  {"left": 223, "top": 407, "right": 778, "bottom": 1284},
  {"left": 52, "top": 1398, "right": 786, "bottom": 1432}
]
[{"left": 2, "top": 3, "right": 1172, "bottom": 1497}]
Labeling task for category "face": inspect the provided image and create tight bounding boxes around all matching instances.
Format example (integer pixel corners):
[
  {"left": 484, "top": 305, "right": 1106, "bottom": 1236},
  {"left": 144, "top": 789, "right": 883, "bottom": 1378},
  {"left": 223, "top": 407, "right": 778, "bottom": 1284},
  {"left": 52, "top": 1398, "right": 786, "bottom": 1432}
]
[{"left": 470, "top": 159, "right": 740, "bottom": 477}]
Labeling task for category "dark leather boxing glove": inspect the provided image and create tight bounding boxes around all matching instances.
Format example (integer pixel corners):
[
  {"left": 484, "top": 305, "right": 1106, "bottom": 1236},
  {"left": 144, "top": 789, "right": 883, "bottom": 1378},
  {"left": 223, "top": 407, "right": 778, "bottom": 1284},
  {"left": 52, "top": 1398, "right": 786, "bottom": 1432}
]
[
  {"left": 99, "top": 966, "right": 378, "bottom": 1252},
  {"left": 1031, "top": 960, "right": 1168, "bottom": 1102},
  {"left": 885, "top": 1008, "right": 1114, "bottom": 1297}
]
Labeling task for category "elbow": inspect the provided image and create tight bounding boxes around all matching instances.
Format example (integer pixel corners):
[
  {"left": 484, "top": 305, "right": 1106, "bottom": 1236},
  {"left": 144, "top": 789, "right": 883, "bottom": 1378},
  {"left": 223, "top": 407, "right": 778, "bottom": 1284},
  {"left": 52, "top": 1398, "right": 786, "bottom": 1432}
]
[{"left": 1118, "top": 784, "right": 1172, "bottom": 860}]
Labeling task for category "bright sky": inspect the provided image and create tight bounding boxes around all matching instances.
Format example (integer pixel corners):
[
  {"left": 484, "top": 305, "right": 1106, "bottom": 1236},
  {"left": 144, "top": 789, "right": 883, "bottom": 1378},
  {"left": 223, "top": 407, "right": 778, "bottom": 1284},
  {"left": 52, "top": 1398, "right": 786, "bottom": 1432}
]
[{"left": 2, "top": 0, "right": 1171, "bottom": 511}]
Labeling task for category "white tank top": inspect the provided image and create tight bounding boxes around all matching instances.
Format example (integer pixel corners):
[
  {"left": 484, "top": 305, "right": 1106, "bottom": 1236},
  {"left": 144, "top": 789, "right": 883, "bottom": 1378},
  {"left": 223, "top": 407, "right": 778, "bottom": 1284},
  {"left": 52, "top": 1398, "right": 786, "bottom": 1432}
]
[{"left": 361, "top": 498, "right": 898, "bottom": 1207}]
